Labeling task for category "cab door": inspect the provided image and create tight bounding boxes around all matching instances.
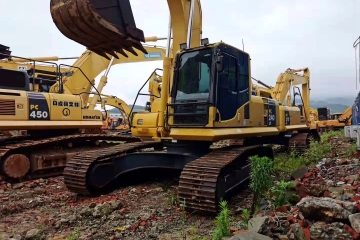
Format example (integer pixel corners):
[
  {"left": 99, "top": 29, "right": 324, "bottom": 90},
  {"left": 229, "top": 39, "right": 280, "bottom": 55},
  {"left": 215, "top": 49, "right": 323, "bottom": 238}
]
[{"left": 215, "top": 46, "right": 250, "bottom": 122}]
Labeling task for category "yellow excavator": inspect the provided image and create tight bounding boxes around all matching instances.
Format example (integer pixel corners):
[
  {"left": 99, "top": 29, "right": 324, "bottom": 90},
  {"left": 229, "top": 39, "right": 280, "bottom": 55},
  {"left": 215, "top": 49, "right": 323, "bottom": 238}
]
[
  {"left": 0, "top": 36, "right": 166, "bottom": 180},
  {"left": 317, "top": 106, "right": 352, "bottom": 132},
  {"left": 252, "top": 69, "right": 319, "bottom": 132},
  {"left": 0, "top": 44, "right": 164, "bottom": 130},
  {"left": 49, "top": 0, "right": 320, "bottom": 214},
  {"left": 272, "top": 68, "right": 319, "bottom": 133}
]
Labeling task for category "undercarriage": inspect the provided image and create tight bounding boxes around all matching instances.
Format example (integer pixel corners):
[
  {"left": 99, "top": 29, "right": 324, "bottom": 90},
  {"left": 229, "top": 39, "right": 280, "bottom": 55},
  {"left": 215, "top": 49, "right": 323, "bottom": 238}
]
[
  {"left": 0, "top": 133, "right": 142, "bottom": 182},
  {"left": 62, "top": 131, "right": 314, "bottom": 214}
]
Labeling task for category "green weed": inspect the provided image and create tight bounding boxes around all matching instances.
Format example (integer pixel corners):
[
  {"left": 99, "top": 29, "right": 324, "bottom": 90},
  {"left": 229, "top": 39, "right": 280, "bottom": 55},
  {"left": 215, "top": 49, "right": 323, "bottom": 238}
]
[
  {"left": 249, "top": 155, "right": 274, "bottom": 215},
  {"left": 66, "top": 227, "right": 80, "bottom": 240},
  {"left": 240, "top": 209, "right": 251, "bottom": 229},
  {"left": 211, "top": 201, "right": 233, "bottom": 240},
  {"left": 269, "top": 180, "right": 292, "bottom": 208},
  {"left": 274, "top": 130, "right": 345, "bottom": 173}
]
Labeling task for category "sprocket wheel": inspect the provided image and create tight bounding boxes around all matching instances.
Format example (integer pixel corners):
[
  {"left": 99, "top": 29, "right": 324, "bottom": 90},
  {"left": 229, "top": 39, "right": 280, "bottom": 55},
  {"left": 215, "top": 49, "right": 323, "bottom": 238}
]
[{"left": 2, "top": 154, "right": 30, "bottom": 179}]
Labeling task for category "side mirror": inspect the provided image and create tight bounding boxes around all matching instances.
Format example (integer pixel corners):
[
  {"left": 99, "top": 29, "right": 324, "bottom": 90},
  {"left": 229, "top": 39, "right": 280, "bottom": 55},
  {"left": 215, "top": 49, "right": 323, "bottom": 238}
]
[{"left": 216, "top": 55, "right": 223, "bottom": 72}]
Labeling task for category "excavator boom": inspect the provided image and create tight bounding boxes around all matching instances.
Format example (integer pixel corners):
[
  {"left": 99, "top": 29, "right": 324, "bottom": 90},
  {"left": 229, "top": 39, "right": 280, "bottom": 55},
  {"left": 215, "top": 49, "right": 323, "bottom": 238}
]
[{"left": 50, "top": 0, "right": 147, "bottom": 59}]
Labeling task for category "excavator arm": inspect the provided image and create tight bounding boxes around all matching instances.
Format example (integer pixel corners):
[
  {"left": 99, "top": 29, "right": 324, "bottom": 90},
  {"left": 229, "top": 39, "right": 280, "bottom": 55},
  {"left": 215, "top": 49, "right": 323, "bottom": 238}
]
[
  {"left": 88, "top": 94, "right": 131, "bottom": 118},
  {"left": 272, "top": 68, "right": 311, "bottom": 125},
  {"left": 338, "top": 106, "right": 352, "bottom": 124},
  {"left": 48, "top": 45, "right": 166, "bottom": 105}
]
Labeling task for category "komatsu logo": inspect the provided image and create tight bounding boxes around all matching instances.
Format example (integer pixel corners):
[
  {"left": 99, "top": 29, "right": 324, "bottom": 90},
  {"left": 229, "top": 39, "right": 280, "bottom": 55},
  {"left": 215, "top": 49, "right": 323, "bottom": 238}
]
[
  {"left": 83, "top": 115, "right": 101, "bottom": 120},
  {"left": 144, "top": 52, "right": 162, "bottom": 58}
]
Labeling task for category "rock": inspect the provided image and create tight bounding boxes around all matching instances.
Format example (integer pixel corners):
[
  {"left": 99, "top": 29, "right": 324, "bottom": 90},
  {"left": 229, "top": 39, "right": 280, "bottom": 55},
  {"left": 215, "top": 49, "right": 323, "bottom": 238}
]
[
  {"left": 336, "top": 181, "right": 345, "bottom": 186},
  {"left": 90, "top": 233, "right": 106, "bottom": 240},
  {"left": 25, "top": 229, "right": 43, "bottom": 240},
  {"left": 68, "top": 214, "right": 77, "bottom": 223},
  {"left": 296, "top": 197, "right": 352, "bottom": 222},
  {"left": 10, "top": 234, "right": 22, "bottom": 240},
  {"left": 109, "top": 200, "right": 122, "bottom": 211},
  {"left": 328, "top": 187, "right": 344, "bottom": 194},
  {"left": 289, "top": 223, "right": 308, "bottom": 240},
  {"left": 275, "top": 205, "right": 289, "bottom": 213},
  {"left": 229, "top": 230, "right": 272, "bottom": 240},
  {"left": 80, "top": 206, "right": 92, "bottom": 217},
  {"left": 248, "top": 217, "right": 270, "bottom": 234},
  {"left": 273, "top": 234, "right": 289, "bottom": 240},
  {"left": 310, "top": 222, "right": 353, "bottom": 240},
  {"left": 339, "top": 159, "right": 348, "bottom": 165},
  {"left": 307, "top": 184, "right": 326, "bottom": 197},
  {"left": 92, "top": 203, "right": 112, "bottom": 218},
  {"left": 286, "top": 191, "right": 301, "bottom": 205},
  {"left": 294, "top": 183, "right": 309, "bottom": 199},
  {"left": 349, "top": 213, "right": 360, "bottom": 233},
  {"left": 344, "top": 224, "right": 360, "bottom": 239},
  {"left": 12, "top": 183, "right": 24, "bottom": 189},
  {"left": 330, "top": 191, "right": 341, "bottom": 199},
  {"left": 55, "top": 218, "right": 69, "bottom": 229},
  {"left": 342, "top": 194, "right": 351, "bottom": 201},
  {"left": 291, "top": 166, "right": 308, "bottom": 180}
]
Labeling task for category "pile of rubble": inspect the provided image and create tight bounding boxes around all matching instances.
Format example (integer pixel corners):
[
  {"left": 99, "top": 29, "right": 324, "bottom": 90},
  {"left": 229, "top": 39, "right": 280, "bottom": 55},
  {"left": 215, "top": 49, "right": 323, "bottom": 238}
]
[{"left": 230, "top": 157, "right": 360, "bottom": 240}]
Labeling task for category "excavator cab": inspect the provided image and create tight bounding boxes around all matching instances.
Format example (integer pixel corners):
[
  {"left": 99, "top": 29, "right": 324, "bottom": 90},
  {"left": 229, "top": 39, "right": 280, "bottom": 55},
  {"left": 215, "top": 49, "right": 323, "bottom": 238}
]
[
  {"left": 50, "top": 0, "right": 148, "bottom": 60},
  {"left": 0, "top": 68, "right": 31, "bottom": 91}
]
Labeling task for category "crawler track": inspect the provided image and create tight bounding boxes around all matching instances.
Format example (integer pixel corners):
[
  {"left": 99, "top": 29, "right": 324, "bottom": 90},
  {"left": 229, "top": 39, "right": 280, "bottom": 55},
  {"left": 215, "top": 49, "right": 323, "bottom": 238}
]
[
  {"left": 178, "top": 145, "right": 271, "bottom": 214},
  {"left": 0, "top": 134, "right": 142, "bottom": 182},
  {"left": 288, "top": 133, "right": 310, "bottom": 151},
  {"left": 178, "top": 133, "right": 312, "bottom": 214},
  {"left": 63, "top": 141, "right": 163, "bottom": 195}
]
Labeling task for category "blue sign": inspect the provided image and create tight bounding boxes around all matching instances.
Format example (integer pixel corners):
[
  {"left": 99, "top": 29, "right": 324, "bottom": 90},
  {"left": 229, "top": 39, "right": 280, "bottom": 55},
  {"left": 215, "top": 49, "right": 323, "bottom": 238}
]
[{"left": 144, "top": 52, "right": 162, "bottom": 58}]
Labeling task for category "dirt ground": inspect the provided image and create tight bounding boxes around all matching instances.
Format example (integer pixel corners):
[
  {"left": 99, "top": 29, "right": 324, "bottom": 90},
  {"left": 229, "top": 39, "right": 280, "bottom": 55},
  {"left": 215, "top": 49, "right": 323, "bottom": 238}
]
[{"left": 0, "top": 139, "right": 254, "bottom": 240}]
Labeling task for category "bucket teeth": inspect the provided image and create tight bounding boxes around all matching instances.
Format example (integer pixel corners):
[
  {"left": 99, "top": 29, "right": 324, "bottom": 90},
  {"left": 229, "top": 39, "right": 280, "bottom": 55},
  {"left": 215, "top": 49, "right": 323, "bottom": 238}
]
[{"left": 50, "top": 0, "right": 148, "bottom": 58}]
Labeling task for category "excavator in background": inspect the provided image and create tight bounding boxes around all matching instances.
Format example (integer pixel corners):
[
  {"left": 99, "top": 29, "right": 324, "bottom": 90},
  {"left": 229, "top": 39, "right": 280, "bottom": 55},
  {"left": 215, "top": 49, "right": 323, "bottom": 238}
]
[
  {"left": 51, "top": 0, "right": 320, "bottom": 214},
  {"left": 251, "top": 77, "right": 273, "bottom": 98},
  {"left": 271, "top": 68, "right": 319, "bottom": 134},
  {"left": 0, "top": 31, "right": 167, "bottom": 180},
  {"left": 252, "top": 69, "right": 318, "bottom": 132},
  {"left": 317, "top": 106, "right": 352, "bottom": 132},
  {"left": 0, "top": 45, "right": 164, "bottom": 132}
]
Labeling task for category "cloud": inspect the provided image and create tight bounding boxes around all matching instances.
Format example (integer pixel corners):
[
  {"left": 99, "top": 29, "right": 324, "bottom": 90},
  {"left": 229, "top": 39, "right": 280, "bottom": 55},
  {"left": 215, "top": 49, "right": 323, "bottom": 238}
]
[{"left": 1, "top": 0, "right": 360, "bottom": 109}]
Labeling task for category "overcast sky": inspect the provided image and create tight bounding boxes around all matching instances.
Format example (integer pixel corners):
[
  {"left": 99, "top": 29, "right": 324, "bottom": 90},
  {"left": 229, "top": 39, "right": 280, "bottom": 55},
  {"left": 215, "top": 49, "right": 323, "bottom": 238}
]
[{"left": 1, "top": 0, "right": 360, "bottom": 106}]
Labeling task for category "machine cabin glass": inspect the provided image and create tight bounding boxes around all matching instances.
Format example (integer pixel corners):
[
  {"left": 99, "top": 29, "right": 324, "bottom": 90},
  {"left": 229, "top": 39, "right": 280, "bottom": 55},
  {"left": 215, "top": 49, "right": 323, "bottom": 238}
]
[
  {"left": 176, "top": 48, "right": 213, "bottom": 101},
  {"left": 169, "top": 44, "right": 250, "bottom": 126},
  {"left": 169, "top": 48, "right": 213, "bottom": 126},
  {"left": 215, "top": 45, "right": 250, "bottom": 121}
]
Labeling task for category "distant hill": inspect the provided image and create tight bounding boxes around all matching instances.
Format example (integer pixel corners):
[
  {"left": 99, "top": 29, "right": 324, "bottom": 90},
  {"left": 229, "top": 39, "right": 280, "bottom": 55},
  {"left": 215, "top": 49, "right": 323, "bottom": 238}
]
[
  {"left": 310, "top": 96, "right": 356, "bottom": 113},
  {"left": 310, "top": 101, "right": 348, "bottom": 113}
]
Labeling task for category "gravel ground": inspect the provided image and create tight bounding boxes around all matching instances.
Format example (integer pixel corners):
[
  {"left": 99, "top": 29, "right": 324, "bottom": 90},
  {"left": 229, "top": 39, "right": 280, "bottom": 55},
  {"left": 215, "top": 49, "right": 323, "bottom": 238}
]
[
  {"left": 0, "top": 140, "right": 254, "bottom": 240},
  {"left": 0, "top": 176, "right": 253, "bottom": 240}
]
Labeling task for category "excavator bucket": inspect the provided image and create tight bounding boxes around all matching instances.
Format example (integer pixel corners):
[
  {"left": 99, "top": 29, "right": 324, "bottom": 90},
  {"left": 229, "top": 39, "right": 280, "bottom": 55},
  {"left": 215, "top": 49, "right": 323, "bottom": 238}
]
[{"left": 50, "top": 0, "right": 148, "bottom": 60}]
